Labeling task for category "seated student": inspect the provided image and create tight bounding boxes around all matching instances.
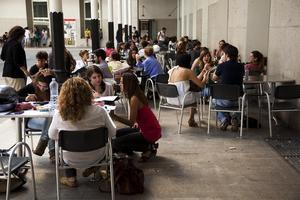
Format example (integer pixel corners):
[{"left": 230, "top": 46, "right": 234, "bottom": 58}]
[
  {"left": 167, "top": 53, "right": 209, "bottom": 127},
  {"left": 136, "top": 46, "right": 164, "bottom": 78},
  {"left": 49, "top": 77, "right": 116, "bottom": 187},
  {"left": 126, "top": 47, "right": 138, "bottom": 68},
  {"left": 245, "top": 50, "right": 264, "bottom": 76},
  {"left": 72, "top": 49, "right": 89, "bottom": 76},
  {"left": 191, "top": 48, "right": 214, "bottom": 97},
  {"left": 86, "top": 65, "right": 114, "bottom": 98},
  {"left": 105, "top": 41, "right": 115, "bottom": 58},
  {"left": 211, "top": 44, "right": 244, "bottom": 131},
  {"left": 93, "top": 48, "right": 113, "bottom": 78},
  {"left": 110, "top": 73, "right": 161, "bottom": 162},
  {"left": 29, "top": 51, "right": 49, "bottom": 77},
  {"left": 17, "top": 73, "right": 54, "bottom": 161},
  {"left": 108, "top": 52, "right": 130, "bottom": 75}
]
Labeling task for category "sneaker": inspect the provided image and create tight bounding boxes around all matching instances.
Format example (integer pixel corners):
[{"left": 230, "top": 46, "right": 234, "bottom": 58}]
[
  {"left": 60, "top": 177, "right": 78, "bottom": 187},
  {"left": 219, "top": 121, "right": 229, "bottom": 131},
  {"left": 231, "top": 118, "right": 239, "bottom": 132},
  {"left": 139, "top": 149, "right": 157, "bottom": 162}
]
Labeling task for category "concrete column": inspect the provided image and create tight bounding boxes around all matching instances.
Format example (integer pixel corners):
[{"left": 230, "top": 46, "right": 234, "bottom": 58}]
[
  {"left": 107, "top": 0, "right": 114, "bottom": 42},
  {"left": 181, "top": 0, "right": 185, "bottom": 36},
  {"left": 128, "top": 0, "right": 132, "bottom": 40},
  {"left": 91, "top": 0, "right": 100, "bottom": 50},
  {"left": 177, "top": 0, "right": 181, "bottom": 38},
  {"left": 123, "top": 0, "right": 129, "bottom": 42},
  {"left": 117, "top": 0, "right": 123, "bottom": 43},
  {"left": 49, "top": 0, "right": 67, "bottom": 84}
]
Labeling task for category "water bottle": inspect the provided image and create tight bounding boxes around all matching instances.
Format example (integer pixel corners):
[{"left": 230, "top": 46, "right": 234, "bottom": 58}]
[{"left": 49, "top": 78, "right": 58, "bottom": 111}]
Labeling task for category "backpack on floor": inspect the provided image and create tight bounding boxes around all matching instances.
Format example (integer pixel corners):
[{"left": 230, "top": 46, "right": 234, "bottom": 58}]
[{"left": 114, "top": 157, "right": 144, "bottom": 194}]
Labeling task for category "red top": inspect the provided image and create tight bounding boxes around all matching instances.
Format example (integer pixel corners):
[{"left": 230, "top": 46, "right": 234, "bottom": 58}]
[{"left": 136, "top": 106, "right": 161, "bottom": 143}]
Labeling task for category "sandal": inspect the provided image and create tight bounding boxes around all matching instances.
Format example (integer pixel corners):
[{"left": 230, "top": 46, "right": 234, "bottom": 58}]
[
  {"left": 82, "top": 166, "right": 100, "bottom": 177},
  {"left": 188, "top": 119, "right": 199, "bottom": 127},
  {"left": 60, "top": 177, "right": 78, "bottom": 187}
]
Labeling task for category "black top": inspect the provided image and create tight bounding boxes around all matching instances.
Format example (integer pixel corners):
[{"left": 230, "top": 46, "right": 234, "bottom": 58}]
[
  {"left": 1, "top": 40, "right": 27, "bottom": 78},
  {"left": 215, "top": 60, "right": 244, "bottom": 86},
  {"left": 29, "top": 63, "right": 49, "bottom": 76},
  {"left": 190, "top": 48, "right": 201, "bottom": 65},
  {"left": 17, "top": 83, "right": 35, "bottom": 102}
]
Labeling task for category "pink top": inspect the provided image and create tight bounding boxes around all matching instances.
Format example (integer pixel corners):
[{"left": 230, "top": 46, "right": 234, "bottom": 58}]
[
  {"left": 105, "top": 48, "right": 115, "bottom": 58},
  {"left": 136, "top": 106, "right": 161, "bottom": 143},
  {"left": 245, "top": 63, "right": 263, "bottom": 74}
]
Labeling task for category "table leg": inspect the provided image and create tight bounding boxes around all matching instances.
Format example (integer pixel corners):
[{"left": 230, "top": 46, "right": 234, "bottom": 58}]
[{"left": 16, "top": 118, "right": 23, "bottom": 156}]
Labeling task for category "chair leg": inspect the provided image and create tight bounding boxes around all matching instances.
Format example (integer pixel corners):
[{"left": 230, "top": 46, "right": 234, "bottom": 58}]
[
  {"left": 108, "top": 141, "right": 115, "bottom": 200},
  {"left": 55, "top": 143, "right": 61, "bottom": 200},
  {"left": 266, "top": 93, "right": 272, "bottom": 138},
  {"left": 197, "top": 104, "right": 201, "bottom": 129},
  {"left": 178, "top": 109, "right": 184, "bottom": 134},
  {"left": 207, "top": 100, "right": 211, "bottom": 134},
  {"left": 157, "top": 99, "right": 162, "bottom": 120}
]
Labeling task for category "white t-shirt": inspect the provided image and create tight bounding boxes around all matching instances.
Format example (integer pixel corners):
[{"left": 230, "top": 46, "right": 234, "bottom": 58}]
[
  {"left": 157, "top": 31, "right": 166, "bottom": 41},
  {"left": 49, "top": 105, "right": 116, "bottom": 166}
]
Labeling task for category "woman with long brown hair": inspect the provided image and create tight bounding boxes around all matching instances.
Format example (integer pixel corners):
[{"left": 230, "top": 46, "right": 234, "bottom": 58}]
[
  {"left": 111, "top": 72, "right": 161, "bottom": 162},
  {"left": 49, "top": 77, "right": 116, "bottom": 187}
]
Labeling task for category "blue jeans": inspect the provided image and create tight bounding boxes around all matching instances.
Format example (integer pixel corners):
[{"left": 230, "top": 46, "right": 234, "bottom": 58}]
[
  {"left": 27, "top": 117, "right": 54, "bottom": 151},
  {"left": 214, "top": 99, "right": 240, "bottom": 124}
]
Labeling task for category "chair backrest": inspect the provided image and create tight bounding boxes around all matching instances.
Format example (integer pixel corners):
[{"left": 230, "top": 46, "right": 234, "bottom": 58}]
[
  {"left": 155, "top": 74, "right": 169, "bottom": 84},
  {"left": 156, "top": 83, "right": 179, "bottom": 98},
  {"left": 211, "top": 84, "right": 241, "bottom": 100},
  {"left": 58, "top": 127, "right": 108, "bottom": 152},
  {"left": 275, "top": 84, "right": 300, "bottom": 99}
]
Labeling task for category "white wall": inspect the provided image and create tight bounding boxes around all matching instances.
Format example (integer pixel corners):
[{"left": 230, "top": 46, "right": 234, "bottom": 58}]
[{"left": 0, "top": 0, "right": 28, "bottom": 34}]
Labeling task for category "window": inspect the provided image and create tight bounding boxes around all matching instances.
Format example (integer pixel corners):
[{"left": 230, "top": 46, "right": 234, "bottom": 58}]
[
  {"left": 84, "top": 2, "right": 91, "bottom": 30},
  {"left": 33, "top": 2, "right": 48, "bottom": 18}
]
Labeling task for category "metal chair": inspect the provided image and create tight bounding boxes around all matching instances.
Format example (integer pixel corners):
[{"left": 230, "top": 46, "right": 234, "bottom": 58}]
[
  {"left": 207, "top": 84, "right": 246, "bottom": 137},
  {"left": 265, "top": 84, "right": 300, "bottom": 138},
  {"left": 55, "top": 127, "right": 114, "bottom": 200},
  {"left": 156, "top": 83, "right": 201, "bottom": 134},
  {"left": 0, "top": 142, "right": 37, "bottom": 200},
  {"left": 144, "top": 74, "right": 169, "bottom": 111}
]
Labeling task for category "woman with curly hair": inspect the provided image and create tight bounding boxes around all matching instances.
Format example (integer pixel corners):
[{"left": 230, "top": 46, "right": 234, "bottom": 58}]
[
  {"left": 49, "top": 77, "right": 116, "bottom": 187},
  {"left": 110, "top": 73, "right": 161, "bottom": 162}
]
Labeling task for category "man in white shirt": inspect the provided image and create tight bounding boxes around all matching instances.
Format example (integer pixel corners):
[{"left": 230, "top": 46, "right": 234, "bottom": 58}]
[{"left": 157, "top": 27, "right": 167, "bottom": 47}]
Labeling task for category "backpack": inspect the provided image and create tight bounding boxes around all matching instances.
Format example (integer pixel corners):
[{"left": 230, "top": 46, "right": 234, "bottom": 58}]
[{"left": 114, "top": 158, "right": 144, "bottom": 195}]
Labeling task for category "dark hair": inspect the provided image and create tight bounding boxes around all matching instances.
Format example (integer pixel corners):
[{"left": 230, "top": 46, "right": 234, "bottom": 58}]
[
  {"left": 86, "top": 65, "right": 106, "bottom": 93},
  {"left": 219, "top": 40, "right": 226, "bottom": 44},
  {"left": 122, "top": 73, "right": 148, "bottom": 105},
  {"left": 111, "top": 51, "right": 121, "bottom": 61},
  {"left": 162, "top": 27, "right": 166, "bottom": 30},
  {"left": 93, "top": 48, "right": 106, "bottom": 60},
  {"left": 176, "top": 53, "right": 191, "bottom": 69},
  {"left": 127, "top": 49, "right": 138, "bottom": 67},
  {"left": 251, "top": 50, "right": 263, "bottom": 64},
  {"left": 106, "top": 41, "right": 114, "bottom": 49},
  {"left": 8, "top": 26, "right": 25, "bottom": 41},
  {"left": 192, "top": 40, "right": 201, "bottom": 49},
  {"left": 170, "top": 36, "right": 177, "bottom": 43},
  {"left": 36, "top": 51, "right": 48, "bottom": 60},
  {"left": 223, "top": 44, "right": 239, "bottom": 61},
  {"left": 141, "top": 40, "right": 149, "bottom": 48}
]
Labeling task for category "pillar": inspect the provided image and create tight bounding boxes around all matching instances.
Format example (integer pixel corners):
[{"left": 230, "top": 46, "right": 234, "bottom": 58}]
[
  {"left": 108, "top": 0, "right": 114, "bottom": 42},
  {"left": 91, "top": 0, "right": 100, "bottom": 50}
]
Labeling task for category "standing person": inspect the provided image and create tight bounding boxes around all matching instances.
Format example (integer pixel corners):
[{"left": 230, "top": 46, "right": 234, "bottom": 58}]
[
  {"left": 49, "top": 77, "right": 116, "bottom": 187},
  {"left": 1, "top": 26, "right": 31, "bottom": 90},
  {"left": 132, "top": 26, "right": 140, "bottom": 41},
  {"left": 41, "top": 28, "right": 48, "bottom": 47},
  {"left": 111, "top": 73, "right": 161, "bottom": 162},
  {"left": 116, "top": 28, "right": 123, "bottom": 43},
  {"left": 24, "top": 27, "right": 31, "bottom": 47},
  {"left": 211, "top": 44, "right": 244, "bottom": 131},
  {"left": 157, "top": 27, "right": 167, "bottom": 48},
  {"left": 84, "top": 28, "right": 91, "bottom": 47}
]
